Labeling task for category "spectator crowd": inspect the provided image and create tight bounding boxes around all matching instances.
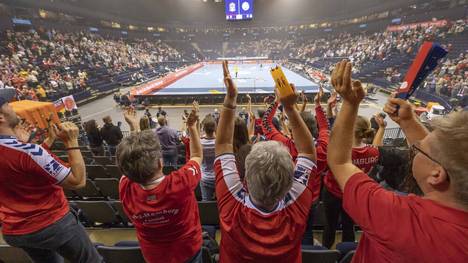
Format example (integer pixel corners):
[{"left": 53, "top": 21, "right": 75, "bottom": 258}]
[
  {"left": 0, "top": 29, "right": 183, "bottom": 101},
  {"left": 1, "top": 59, "right": 467, "bottom": 262}
]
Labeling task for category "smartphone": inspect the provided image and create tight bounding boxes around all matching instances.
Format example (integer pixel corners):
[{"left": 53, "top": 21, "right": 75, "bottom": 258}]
[{"left": 271, "top": 66, "right": 294, "bottom": 99}]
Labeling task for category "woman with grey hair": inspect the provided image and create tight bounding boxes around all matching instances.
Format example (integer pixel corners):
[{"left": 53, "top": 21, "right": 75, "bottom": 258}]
[
  {"left": 214, "top": 61, "right": 320, "bottom": 262},
  {"left": 116, "top": 108, "right": 204, "bottom": 263}
]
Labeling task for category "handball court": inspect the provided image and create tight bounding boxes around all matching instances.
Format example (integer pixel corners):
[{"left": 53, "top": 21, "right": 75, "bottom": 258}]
[{"left": 154, "top": 63, "right": 320, "bottom": 95}]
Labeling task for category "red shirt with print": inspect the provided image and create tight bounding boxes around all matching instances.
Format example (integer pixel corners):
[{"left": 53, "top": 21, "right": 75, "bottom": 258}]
[
  {"left": 119, "top": 161, "right": 203, "bottom": 263},
  {"left": 262, "top": 102, "right": 330, "bottom": 202},
  {"left": 323, "top": 145, "right": 379, "bottom": 198},
  {"left": 0, "top": 136, "right": 71, "bottom": 235},
  {"left": 344, "top": 172, "right": 468, "bottom": 263},
  {"left": 215, "top": 154, "right": 319, "bottom": 263}
]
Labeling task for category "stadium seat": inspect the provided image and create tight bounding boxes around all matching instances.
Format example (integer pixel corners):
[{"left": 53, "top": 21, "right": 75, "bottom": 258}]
[
  {"left": 301, "top": 249, "right": 341, "bottom": 263},
  {"left": 73, "top": 201, "right": 121, "bottom": 226},
  {"left": 339, "top": 250, "right": 356, "bottom": 263},
  {"left": 114, "top": 241, "right": 139, "bottom": 247},
  {"left": 63, "top": 188, "right": 78, "bottom": 199},
  {"left": 74, "top": 179, "right": 103, "bottom": 199},
  {"left": 97, "top": 246, "right": 145, "bottom": 263},
  {"left": 86, "top": 165, "right": 109, "bottom": 179},
  {"left": 111, "top": 201, "right": 130, "bottom": 225},
  {"left": 198, "top": 201, "right": 219, "bottom": 225},
  {"left": 106, "top": 165, "right": 122, "bottom": 179},
  {"left": 81, "top": 151, "right": 94, "bottom": 159},
  {"left": 94, "top": 156, "right": 116, "bottom": 166},
  {"left": 335, "top": 242, "right": 358, "bottom": 257},
  {"left": 0, "top": 245, "right": 32, "bottom": 263},
  {"left": 94, "top": 178, "right": 120, "bottom": 200}
]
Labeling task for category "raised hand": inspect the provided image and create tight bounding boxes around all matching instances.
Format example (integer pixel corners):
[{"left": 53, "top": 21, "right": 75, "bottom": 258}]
[
  {"left": 56, "top": 122, "right": 79, "bottom": 146},
  {"left": 314, "top": 85, "right": 324, "bottom": 105},
  {"left": 327, "top": 91, "right": 338, "bottom": 106},
  {"left": 374, "top": 113, "right": 387, "bottom": 128},
  {"left": 223, "top": 60, "right": 238, "bottom": 105},
  {"left": 14, "top": 120, "right": 31, "bottom": 142},
  {"left": 123, "top": 107, "right": 139, "bottom": 131},
  {"left": 301, "top": 90, "right": 307, "bottom": 102},
  {"left": 186, "top": 109, "right": 199, "bottom": 128},
  {"left": 331, "top": 60, "right": 365, "bottom": 106},
  {"left": 192, "top": 100, "right": 200, "bottom": 113},
  {"left": 279, "top": 83, "right": 299, "bottom": 110},
  {"left": 383, "top": 94, "right": 415, "bottom": 125},
  {"left": 246, "top": 93, "right": 251, "bottom": 102}
]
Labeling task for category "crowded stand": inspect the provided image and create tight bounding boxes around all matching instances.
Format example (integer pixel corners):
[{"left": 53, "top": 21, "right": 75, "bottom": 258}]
[
  {"left": 0, "top": 0, "right": 468, "bottom": 263},
  {"left": 0, "top": 29, "right": 185, "bottom": 102}
]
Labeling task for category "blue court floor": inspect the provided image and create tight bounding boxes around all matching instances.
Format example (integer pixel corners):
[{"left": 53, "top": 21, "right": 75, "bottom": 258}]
[{"left": 153, "top": 63, "right": 320, "bottom": 95}]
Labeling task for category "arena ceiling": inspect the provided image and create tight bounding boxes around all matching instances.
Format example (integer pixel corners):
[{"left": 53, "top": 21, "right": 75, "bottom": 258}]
[{"left": 6, "top": 0, "right": 419, "bottom": 26}]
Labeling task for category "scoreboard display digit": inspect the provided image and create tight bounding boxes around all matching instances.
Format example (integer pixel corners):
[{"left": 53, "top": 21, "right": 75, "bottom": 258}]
[{"left": 225, "top": 0, "right": 254, "bottom": 21}]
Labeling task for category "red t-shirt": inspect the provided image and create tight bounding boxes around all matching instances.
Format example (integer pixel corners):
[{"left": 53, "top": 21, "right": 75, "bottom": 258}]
[
  {"left": 344, "top": 172, "right": 468, "bottom": 263},
  {"left": 0, "top": 135, "right": 71, "bottom": 235},
  {"left": 262, "top": 103, "right": 330, "bottom": 202},
  {"left": 214, "top": 154, "right": 319, "bottom": 263},
  {"left": 119, "top": 161, "right": 203, "bottom": 263},
  {"left": 324, "top": 145, "right": 379, "bottom": 198}
]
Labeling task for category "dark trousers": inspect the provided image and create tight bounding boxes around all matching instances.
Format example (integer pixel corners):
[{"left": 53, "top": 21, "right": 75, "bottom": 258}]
[
  {"left": 322, "top": 188, "right": 355, "bottom": 248},
  {"left": 3, "top": 212, "right": 103, "bottom": 263},
  {"left": 107, "top": 145, "right": 117, "bottom": 157},
  {"left": 90, "top": 145, "right": 105, "bottom": 156},
  {"left": 186, "top": 249, "right": 203, "bottom": 263},
  {"left": 162, "top": 149, "right": 178, "bottom": 167}
]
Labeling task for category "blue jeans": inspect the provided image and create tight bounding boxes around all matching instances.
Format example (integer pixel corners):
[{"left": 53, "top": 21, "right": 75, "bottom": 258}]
[
  {"left": 200, "top": 179, "right": 215, "bottom": 201},
  {"left": 3, "top": 212, "right": 103, "bottom": 263}
]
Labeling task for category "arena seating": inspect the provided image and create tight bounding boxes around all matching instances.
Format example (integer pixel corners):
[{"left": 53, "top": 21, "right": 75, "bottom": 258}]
[{"left": 301, "top": 249, "right": 341, "bottom": 263}]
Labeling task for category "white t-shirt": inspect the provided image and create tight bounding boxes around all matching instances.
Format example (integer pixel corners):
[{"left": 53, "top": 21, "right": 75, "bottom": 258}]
[{"left": 200, "top": 137, "right": 216, "bottom": 182}]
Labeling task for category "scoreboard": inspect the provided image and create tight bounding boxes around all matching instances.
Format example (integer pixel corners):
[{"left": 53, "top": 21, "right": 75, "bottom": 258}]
[{"left": 225, "top": 0, "right": 254, "bottom": 21}]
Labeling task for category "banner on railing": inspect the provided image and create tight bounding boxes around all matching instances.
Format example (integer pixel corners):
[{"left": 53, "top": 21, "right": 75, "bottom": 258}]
[
  {"left": 54, "top": 95, "right": 78, "bottom": 112},
  {"left": 131, "top": 63, "right": 204, "bottom": 96},
  {"left": 386, "top": 20, "right": 449, "bottom": 32}
]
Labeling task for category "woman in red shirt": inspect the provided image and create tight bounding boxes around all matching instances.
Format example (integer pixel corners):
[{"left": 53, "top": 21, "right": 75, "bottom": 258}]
[
  {"left": 117, "top": 109, "right": 204, "bottom": 263},
  {"left": 322, "top": 114, "right": 385, "bottom": 248}
]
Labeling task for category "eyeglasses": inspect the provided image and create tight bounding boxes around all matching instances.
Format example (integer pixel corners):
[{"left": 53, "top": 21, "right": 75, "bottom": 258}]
[{"left": 410, "top": 141, "right": 450, "bottom": 179}]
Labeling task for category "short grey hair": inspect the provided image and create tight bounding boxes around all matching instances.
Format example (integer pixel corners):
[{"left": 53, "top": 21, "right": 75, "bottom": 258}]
[
  {"left": 245, "top": 141, "right": 294, "bottom": 208},
  {"left": 430, "top": 111, "right": 468, "bottom": 207},
  {"left": 116, "top": 130, "right": 162, "bottom": 184}
]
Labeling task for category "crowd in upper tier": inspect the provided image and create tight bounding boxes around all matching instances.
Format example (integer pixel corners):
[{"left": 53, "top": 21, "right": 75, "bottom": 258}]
[{"left": 1, "top": 18, "right": 466, "bottom": 106}]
